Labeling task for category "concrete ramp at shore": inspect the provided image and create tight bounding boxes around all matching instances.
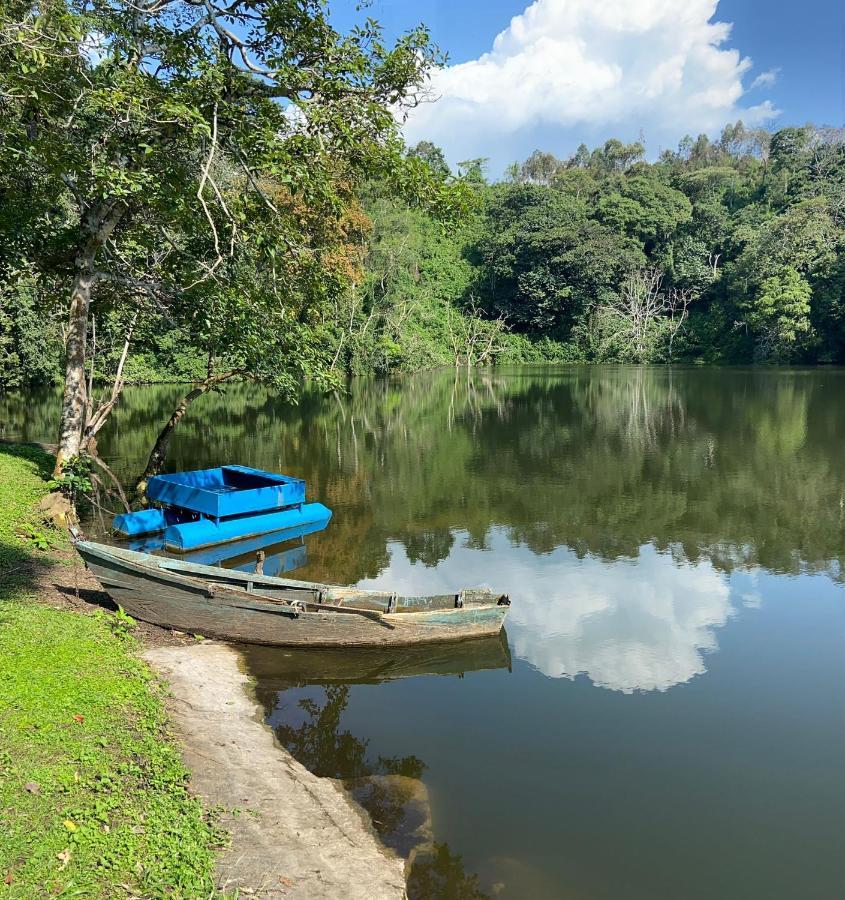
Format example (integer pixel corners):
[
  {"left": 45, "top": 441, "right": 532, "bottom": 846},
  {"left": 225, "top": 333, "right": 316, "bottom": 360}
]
[{"left": 144, "top": 642, "right": 407, "bottom": 900}]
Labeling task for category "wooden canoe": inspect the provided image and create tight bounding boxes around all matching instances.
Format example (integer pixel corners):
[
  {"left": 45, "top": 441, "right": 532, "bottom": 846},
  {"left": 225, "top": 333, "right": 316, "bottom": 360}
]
[{"left": 75, "top": 540, "right": 511, "bottom": 647}]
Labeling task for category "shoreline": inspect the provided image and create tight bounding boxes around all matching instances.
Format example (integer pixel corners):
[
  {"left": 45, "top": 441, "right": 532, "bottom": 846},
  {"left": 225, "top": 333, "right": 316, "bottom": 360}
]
[
  {"left": 0, "top": 442, "right": 408, "bottom": 898},
  {"left": 145, "top": 642, "right": 407, "bottom": 899}
]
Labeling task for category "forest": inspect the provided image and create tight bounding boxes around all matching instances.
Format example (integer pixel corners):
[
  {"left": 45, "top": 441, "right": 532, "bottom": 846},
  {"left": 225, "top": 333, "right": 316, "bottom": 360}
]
[
  {"left": 2, "top": 0, "right": 845, "bottom": 480},
  {"left": 339, "top": 122, "right": 845, "bottom": 372},
  {"left": 4, "top": 121, "right": 845, "bottom": 398}
]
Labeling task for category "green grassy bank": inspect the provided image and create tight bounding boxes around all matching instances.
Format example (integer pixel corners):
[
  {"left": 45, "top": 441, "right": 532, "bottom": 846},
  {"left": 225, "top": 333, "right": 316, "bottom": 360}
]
[{"left": 0, "top": 445, "right": 222, "bottom": 897}]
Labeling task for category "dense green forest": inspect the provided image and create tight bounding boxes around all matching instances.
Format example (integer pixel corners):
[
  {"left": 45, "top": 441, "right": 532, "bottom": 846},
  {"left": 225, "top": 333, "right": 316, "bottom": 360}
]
[
  {"left": 3, "top": 121, "right": 845, "bottom": 394},
  {"left": 345, "top": 123, "right": 845, "bottom": 371}
]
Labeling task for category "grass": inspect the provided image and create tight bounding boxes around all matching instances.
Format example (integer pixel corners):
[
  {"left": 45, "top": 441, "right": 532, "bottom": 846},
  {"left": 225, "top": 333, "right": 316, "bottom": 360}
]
[{"left": 0, "top": 445, "right": 223, "bottom": 898}]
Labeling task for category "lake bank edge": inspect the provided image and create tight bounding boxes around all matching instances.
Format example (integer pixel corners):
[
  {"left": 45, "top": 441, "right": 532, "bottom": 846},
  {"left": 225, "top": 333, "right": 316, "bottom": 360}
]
[
  {"left": 145, "top": 641, "right": 407, "bottom": 899},
  {"left": 0, "top": 443, "right": 222, "bottom": 896},
  {"left": 0, "top": 443, "right": 406, "bottom": 898}
]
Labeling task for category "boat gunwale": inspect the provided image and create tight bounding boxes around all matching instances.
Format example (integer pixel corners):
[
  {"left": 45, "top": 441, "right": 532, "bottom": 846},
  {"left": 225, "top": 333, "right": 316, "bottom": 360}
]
[
  {"left": 76, "top": 540, "right": 508, "bottom": 614},
  {"left": 76, "top": 541, "right": 511, "bottom": 647}
]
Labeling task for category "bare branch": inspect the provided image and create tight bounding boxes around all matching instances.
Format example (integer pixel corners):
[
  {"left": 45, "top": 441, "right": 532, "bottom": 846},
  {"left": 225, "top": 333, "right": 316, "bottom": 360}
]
[{"left": 196, "top": 102, "right": 223, "bottom": 272}]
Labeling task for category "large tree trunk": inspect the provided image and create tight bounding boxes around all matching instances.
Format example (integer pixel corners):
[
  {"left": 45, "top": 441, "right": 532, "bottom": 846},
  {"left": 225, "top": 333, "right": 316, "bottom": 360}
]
[
  {"left": 55, "top": 271, "right": 96, "bottom": 471},
  {"left": 137, "top": 371, "right": 238, "bottom": 491},
  {"left": 54, "top": 202, "right": 126, "bottom": 474}
]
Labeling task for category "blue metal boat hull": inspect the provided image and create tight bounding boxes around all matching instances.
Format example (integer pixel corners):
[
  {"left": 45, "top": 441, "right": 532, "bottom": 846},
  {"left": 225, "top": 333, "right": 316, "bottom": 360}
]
[
  {"left": 113, "top": 506, "right": 194, "bottom": 538},
  {"left": 147, "top": 465, "right": 305, "bottom": 518},
  {"left": 163, "top": 502, "right": 332, "bottom": 552}
]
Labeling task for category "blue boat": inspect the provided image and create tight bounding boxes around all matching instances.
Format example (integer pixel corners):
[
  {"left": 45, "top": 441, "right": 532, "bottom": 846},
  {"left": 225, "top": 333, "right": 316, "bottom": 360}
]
[
  {"left": 148, "top": 465, "right": 305, "bottom": 519},
  {"left": 113, "top": 465, "right": 332, "bottom": 552}
]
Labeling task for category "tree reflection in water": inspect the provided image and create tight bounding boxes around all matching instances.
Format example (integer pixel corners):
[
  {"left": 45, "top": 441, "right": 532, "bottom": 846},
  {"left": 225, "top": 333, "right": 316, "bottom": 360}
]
[
  {"left": 274, "top": 684, "right": 489, "bottom": 900},
  {"left": 406, "top": 843, "right": 489, "bottom": 900},
  {"left": 6, "top": 367, "right": 845, "bottom": 583},
  {"left": 7, "top": 368, "right": 845, "bottom": 897}
]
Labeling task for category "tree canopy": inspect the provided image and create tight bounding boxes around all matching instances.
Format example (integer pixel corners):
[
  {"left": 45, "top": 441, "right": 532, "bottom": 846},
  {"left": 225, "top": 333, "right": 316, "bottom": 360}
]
[
  {"left": 0, "top": 0, "right": 467, "bottom": 468},
  {"left": 3, "top": 42, "right": 845, "bottom": 445}
]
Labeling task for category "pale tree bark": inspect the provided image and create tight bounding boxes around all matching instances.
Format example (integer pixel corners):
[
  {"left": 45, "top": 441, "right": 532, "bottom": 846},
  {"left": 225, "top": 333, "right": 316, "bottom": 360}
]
[
  {"left": 82, "top": 311, "right": 138, "bottom": 450},
  {"left": 597, "top": 269, "right": 691, "bottom": 364},
  {"left": 54, "top": 201, "right": 126, "bottom": 474},
  {"left": 444, "top": 299, "right": 507, "bottom": 367}
]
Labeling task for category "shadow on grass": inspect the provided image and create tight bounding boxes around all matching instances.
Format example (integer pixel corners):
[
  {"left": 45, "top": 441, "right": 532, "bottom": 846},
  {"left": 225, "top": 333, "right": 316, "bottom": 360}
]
[
  {"left": 0, "top": 539, "right": 51, "bottom": 604},
  {"left": 0, "top": 442, "right": 59, "bottom": 604},
  {"left": 0, "top": 439, "right": 55, "bottom": 478},
  {"left": 51, "top": 582, "right": 117, "bottom": 612}
]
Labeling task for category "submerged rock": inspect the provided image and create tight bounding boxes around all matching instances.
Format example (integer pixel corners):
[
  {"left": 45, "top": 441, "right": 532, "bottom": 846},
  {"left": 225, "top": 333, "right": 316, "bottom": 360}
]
[{"left": 347, "top": 774, "right": 434, "bottom": 866}]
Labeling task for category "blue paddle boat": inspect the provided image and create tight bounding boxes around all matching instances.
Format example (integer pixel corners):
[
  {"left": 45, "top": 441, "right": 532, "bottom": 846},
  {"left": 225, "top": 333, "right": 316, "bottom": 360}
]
[{"left": 113, "top": 465, "right": 332, "bottom": 552}]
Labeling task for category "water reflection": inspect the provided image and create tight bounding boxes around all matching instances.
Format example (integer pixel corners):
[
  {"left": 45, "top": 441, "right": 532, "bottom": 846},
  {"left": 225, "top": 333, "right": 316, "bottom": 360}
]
[
  {"left": 4, "top": 368, "right": 844, "bottom": 693},
  {"left": 5, "top": 367, "right": 845, "bottom": 582},
  {"left": 243, "top": 635, "right": 511, "bottom": 687},
  {"left": 4, "top": 367, "right": 845, "bottom": 899},
  {"left": 508, "top": 547, "right": 732, "bottom": 692},
  {"left": 249, "top": 646, "right": 505, "bottom": 899},
  {"left": 128, "top": 519, "right": 327, "bottom": 576},
  {"left": 354, "top": 533, "right": 732, "bottom": 693}
]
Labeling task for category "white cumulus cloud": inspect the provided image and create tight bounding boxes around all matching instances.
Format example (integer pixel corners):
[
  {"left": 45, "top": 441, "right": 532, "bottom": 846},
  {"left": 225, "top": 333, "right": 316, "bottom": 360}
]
[
  {"left": 750, "top": 68, "right": 780, "bottom": 90},
  {"left": 404, "top": 0, "right": 779, "bottom": 172}
]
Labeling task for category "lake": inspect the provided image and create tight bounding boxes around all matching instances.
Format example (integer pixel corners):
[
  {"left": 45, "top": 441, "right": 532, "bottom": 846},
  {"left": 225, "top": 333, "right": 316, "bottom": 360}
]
[{"left": 3, "top": 366, "right": 844, "bottom": 899}]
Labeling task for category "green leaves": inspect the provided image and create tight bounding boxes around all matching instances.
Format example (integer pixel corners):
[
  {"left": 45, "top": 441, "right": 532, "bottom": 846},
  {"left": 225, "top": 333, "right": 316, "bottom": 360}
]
[
  {"left": 46, "top": 454, "right": 92, "bottom": 498},
  {"left": 746, "top": 266, "right": 814, "bottom": 360},
  {"left": 0, "top": 0, "right": 467, "bottom": 443},
  {"left": 474, "top": 184, "right": 642, "bottom": 334}
]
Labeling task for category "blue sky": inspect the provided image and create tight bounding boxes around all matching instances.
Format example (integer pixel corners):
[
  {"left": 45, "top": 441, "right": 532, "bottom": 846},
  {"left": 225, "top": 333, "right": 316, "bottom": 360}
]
[{"left": 331, "top": 0, "right": 845, "bottom": 175}]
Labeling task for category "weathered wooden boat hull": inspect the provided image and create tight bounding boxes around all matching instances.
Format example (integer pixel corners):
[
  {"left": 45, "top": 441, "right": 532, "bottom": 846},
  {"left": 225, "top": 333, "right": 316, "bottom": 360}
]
[{"left": 76, "top": 541, "right": 510, "bottom": 648}]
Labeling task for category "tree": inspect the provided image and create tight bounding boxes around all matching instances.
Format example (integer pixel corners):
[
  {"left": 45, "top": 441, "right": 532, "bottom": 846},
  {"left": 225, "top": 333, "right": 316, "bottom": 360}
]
[
  {"left": 322, "top": 187, "right": 480, "bottom": 377},
  {"left": 593, "top": 269, "right": 692, "bottom": 363},
  {"left": 746, "top": 267, "right": 814, "bottom": 360},
  {"left": 0, "top": 266, "right": 60, "bottom": 390},
  {"left": 570, "top": 143, "right": 591, "bottom": 168},
  {"left": 456, "top": 158, "right": 489, "bottom": 185},
  {"left": 444, "top": 297, "right": 508, "bottom": 367},
  {"left": 597, "top": 175, "right": 693, "bottom": 251},
  {"left": 719, "top": 120, "right": 770, "bottom": 163},
  {"left": 475, "top": 184, "right": 643, "bottom": 335},
  {"left": 407, "top": 140, "right": 450, "bottom": 178},
  {"left": 591, "top": 139, "right": 644, "bottom": 173},
  {"left": 1, "top": 0, "right": 457, "bottom": 472},
  {"left": 518, "top": 149, "right": 562, "bottom": 186}
]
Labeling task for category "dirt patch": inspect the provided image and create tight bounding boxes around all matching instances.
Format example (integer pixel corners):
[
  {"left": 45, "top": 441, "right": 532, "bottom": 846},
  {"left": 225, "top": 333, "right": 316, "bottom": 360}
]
[
  {"left": 34, "top": 543, "right": 193, "bottom": 648},
  {"left": 145, "top": 642, "right": 408, "bottom": 899}
]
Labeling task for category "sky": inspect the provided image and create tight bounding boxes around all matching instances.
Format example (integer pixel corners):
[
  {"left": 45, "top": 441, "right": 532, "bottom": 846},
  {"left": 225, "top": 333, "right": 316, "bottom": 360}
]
[{"left": 330, "top": 0, "right": 845, "bottom": 175}]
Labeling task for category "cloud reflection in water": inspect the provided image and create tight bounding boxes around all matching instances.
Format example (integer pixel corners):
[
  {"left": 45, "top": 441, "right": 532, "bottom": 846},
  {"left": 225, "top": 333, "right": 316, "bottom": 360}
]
[{"left": 358, "top": 530, "right": 734, "bottom": 694}]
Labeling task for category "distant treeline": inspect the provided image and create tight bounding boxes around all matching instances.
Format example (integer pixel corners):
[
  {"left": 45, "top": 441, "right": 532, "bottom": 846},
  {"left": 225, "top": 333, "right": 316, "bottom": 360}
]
[
  {"left": 354, "top": 122, "right": 845, "bottom": 370},
  {"left": 3, "top": 121, "right": 845, "bottom": 390}
]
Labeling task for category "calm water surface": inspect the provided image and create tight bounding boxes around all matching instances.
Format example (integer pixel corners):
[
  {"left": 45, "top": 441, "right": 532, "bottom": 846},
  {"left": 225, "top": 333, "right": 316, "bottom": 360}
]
[{"left": 3, "top": 366, "right": 845, "bottom": 899}]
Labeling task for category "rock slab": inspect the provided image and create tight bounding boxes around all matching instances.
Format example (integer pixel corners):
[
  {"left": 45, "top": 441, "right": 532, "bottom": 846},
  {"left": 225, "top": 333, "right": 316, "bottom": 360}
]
[{"left": 144, "top": 641, "right": 407, "bottom": 899}]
